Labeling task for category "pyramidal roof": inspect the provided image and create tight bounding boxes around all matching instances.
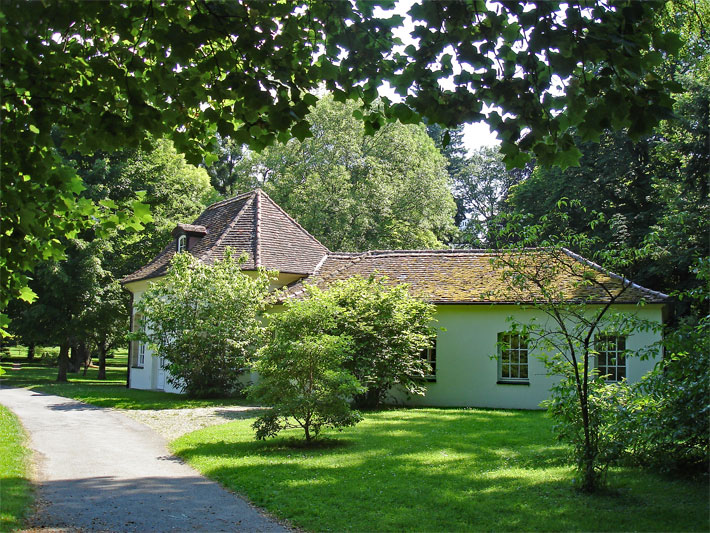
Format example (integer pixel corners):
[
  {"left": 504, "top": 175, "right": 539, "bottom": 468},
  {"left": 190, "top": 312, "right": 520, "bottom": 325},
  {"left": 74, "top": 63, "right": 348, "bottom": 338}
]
[{"left": 122, "top": 189, "right": 329, "bottom": 284}]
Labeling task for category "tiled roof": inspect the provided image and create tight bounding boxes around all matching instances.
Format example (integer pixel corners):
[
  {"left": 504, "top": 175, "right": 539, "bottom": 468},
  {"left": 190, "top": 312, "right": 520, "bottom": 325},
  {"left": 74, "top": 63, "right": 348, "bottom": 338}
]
[
  {"left": 122, "top": 190, "right": 330, "bottom": 283},
  {"left": 283, "top": 248, "right": 668, "bottom": 304},
  {"left": 172, "top": 223, "right": 207, "bottom": 237}
]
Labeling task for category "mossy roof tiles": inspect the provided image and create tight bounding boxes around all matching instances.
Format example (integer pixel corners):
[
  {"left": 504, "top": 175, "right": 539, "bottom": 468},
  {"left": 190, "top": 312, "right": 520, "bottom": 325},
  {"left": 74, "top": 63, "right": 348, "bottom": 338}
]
[
  {"left": 123, "top": 190, "right": 667, "bottom": 305},
  {"left": 285, "top": 249, "right": 667, "bottom": 304}
]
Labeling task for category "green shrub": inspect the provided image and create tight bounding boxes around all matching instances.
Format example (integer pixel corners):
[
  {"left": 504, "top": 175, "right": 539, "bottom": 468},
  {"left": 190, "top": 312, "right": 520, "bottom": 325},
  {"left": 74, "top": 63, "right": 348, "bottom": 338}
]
[
  {"left": 315, "top": 276, "right": 437, "bottom": 408},
  {"left": 610, "top": 316, "right": 709, "bottom": 473},
  {"left": 135, "top": 250, "right": 271, "bottom": 398},
  {"left": 250, "top": 296, "right": 363, "bottom": 442}
]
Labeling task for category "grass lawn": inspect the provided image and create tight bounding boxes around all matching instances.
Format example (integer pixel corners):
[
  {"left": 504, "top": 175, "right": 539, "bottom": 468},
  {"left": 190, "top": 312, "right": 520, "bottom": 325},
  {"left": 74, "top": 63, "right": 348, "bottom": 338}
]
[
  {"left": 172, "top": 408, "right": 709, "bottom": 532},
  {"left": 0, "top": 405, "right": 32, "bottom": 532},
  {"left": 0, "top": 347, "right": 250, "bottom": 410}
]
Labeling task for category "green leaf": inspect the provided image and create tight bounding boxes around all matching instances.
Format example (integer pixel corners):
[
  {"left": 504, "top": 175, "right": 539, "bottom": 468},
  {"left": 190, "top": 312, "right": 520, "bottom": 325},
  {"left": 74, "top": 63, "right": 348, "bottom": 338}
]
[
  {"left": 131, "top": 201, "right": 154, "bottom": 223},
  {"left": 18, "top": 286, "right": 38, "bottom": 303},
  {"left": 291, "top": 120, "right": 312, "bottom": 141}
]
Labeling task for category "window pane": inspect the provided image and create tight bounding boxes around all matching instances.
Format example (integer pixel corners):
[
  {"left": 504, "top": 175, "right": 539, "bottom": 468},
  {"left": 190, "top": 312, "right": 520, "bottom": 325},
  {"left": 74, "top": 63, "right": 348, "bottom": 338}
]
[
  {"left": 501, "top": 365, "right": 510, "bottom": 378},
  {"left": 617, "top": 366, "right": 626, "bottom": 380},
  {"left": 510, "top": 365, "right": 519, "bottom": 378},
  {"left": 501, "top": 350, "right": 510, "bottom": 363},
  {"left": 520, "top": 365, "right": 528, "bottom": 379}
]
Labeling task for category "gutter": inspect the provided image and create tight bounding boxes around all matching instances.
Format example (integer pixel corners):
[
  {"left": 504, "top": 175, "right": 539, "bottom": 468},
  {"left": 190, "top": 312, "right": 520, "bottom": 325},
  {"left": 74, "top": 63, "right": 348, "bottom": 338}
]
[{"left": 126, "top": 291, "right": 134, "bottom": 389}]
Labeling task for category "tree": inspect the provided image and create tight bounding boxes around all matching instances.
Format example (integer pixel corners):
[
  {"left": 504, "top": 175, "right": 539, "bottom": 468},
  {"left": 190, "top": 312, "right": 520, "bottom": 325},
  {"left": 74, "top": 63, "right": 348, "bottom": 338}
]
[
  {"left": 453, "top": 147, "right": 530, "bottom": 247},
  {"left": 309, "top": 276, "right": 437, "bottom": 408},
  {"left": 207, "top": 95, "right": 457, "bottom": 251},
  {"left": 249, "top": 296, "right": 363, "bottom": 443},
  {"left": 134, "top": 251, "right": 271, "bottom": 398},
  {"left": 2, "top": 1, "right": 682, "bottom": 325},
  {"left": 8, "top": 138, "right": 216, "bottom": 380},
  {"left": 490, "top": 211, "right": 660, "bottom": 492}
]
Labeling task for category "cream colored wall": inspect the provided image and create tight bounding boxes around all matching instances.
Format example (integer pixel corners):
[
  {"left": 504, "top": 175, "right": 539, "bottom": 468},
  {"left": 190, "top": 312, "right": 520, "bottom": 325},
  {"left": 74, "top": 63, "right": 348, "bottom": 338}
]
[
  {"left": 124, "top": 272, "right": 304, "bottom": 393},
  {"left": 392, "top": 303, "right": 664, "bottom": 410},
  {"left": 126, "top": 274, "right": 664, "bottom": 406}
]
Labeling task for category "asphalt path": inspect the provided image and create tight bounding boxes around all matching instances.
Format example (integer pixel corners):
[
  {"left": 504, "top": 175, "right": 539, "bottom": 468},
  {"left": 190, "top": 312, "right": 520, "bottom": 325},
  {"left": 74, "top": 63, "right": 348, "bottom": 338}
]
[{"left": 0, "top": 387, "right": 288, "bottom": 532}]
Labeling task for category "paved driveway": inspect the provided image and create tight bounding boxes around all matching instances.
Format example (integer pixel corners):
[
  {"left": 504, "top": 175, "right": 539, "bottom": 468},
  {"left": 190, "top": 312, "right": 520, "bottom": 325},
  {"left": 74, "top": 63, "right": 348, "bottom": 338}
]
[{"left": 0, "top": 387, "right": 288, "bottom": 532}]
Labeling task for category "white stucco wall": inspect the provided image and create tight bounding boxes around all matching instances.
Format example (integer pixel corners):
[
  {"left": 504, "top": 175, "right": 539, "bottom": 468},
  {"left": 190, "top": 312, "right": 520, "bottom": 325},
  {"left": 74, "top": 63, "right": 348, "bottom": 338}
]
[{"left": 391, "top": 303, "right": 664, "bottom": 409}]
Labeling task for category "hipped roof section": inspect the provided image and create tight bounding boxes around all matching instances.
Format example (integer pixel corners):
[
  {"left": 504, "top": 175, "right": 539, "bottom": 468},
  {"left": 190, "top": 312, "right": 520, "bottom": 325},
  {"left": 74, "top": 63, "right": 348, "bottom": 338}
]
[
  {"left": 122, "top": 189, "right": 329, "bottom": 284},
  {"left": 282, "top": 248, "right": 668, "bottom": 305}
]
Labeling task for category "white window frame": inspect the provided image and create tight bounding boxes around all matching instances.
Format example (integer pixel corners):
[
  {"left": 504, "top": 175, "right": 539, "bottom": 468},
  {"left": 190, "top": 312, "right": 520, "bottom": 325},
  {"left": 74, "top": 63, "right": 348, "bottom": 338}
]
[
  {"left": 137, "top": 322, "right": 146, "bottom": 368},
  {"left": 595, "top": 334, "right": 626, "bottom": 382},
  {"left": 177, "top": 234, "right": 187, "bottom": 253},
  {"left": 498, "top": 332, "right": 529, "bottom": 383},
  {"left": 421, "top": 342, "right": 436, "bottom": 382}
]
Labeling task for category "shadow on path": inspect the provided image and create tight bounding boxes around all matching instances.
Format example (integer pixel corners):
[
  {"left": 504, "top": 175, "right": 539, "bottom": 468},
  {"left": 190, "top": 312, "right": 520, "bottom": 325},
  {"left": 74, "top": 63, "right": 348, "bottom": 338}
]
[{"left": 28, "top": 474, "right": 285, "bottom": 532}]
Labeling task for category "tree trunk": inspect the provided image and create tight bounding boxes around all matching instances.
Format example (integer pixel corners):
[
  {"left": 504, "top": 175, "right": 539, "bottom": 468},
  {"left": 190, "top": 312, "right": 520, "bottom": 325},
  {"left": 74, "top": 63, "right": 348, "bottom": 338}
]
[
  {"left": 69, "top": 342, "right": 80, "bottom": 373},
  {"left": 27, "top": 343, "right": 35, "bottom": 361},
  {"left": 98, "top": 342, "right": 107, "bottom": 380},
  {"left": 80, "top": 341, "right": 91, "bottom": 376},
  {"left": 57, "top": 342, "right": 70, "bottom": 382}
]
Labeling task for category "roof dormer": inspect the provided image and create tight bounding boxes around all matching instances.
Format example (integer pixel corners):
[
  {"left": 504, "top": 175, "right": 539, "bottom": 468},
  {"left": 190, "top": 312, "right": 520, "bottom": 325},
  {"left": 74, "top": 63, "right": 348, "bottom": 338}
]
[{"left": 171, "top": 223, "right": 208, "bottom": 253}]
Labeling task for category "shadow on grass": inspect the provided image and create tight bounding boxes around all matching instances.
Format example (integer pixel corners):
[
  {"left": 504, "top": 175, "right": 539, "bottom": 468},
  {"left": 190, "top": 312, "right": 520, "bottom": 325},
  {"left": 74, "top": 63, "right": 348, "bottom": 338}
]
[
  {"left": 0, "top": 476, "right": 32, "bottom": 531},
  {"left": 172, "top": 410, "right": 710, "bottom": 532}
]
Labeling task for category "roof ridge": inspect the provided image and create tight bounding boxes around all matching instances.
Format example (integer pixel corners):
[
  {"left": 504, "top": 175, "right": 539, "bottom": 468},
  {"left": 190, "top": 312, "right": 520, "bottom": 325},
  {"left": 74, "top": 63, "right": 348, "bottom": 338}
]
[
  {"left": 254, "top": 190, "right": 262, "bottom": 268},
  {"left": 561, "top": 248, "right": 669, "bottom": 300},
  {"left": 202, "top": 193, "right": 256, "bottom": 263},
  {"left": 203, "top": 190, "right": 255, "bottom": 211},
  {"left": 258, "top": 190, "right": 330, "bottom": 253}
]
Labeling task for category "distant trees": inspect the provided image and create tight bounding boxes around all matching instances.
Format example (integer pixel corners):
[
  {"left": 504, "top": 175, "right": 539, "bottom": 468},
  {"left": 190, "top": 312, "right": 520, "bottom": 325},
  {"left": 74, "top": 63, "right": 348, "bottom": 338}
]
[{"left": 205, "top": 96, "right": 457, "bottom": 251}]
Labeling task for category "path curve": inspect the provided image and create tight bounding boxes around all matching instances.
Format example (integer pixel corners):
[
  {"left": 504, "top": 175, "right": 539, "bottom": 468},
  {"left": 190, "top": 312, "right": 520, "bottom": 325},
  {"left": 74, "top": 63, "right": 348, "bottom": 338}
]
[{"left": 0, "top": 387, "right": 288, "bottom": 532}]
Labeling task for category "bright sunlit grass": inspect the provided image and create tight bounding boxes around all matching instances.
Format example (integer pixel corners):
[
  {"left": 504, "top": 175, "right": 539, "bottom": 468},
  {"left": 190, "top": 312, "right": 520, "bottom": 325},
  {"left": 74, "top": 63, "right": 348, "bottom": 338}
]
[
  {"left": 0, "top": 406, "right": 32, "bottom": 532},
  {"left": 172, "top": 408, "right": 709, "bottom": 532}
]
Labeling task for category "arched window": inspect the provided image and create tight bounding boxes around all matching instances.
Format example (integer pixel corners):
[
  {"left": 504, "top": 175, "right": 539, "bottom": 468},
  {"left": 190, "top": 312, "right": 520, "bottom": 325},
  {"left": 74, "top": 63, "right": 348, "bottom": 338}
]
[{"left": 177, "top": 234, "right": 187, "bottom": 253}]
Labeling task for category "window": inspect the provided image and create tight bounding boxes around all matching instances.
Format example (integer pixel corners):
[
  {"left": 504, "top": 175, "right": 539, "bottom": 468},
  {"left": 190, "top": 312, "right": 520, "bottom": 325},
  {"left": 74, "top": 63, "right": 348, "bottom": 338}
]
[
  {"left": 498, "top": 332, "right": 529, "bottom": 382},
  {"left": 138, "top": 322, "right": 146, "bottom": 368},
  {"left": 177, "top": 234, "right": 187, "bottom": 253},
  {"left": 420, "top": 342, "right": 436, "bottom": 381},
  {"left": 595, "top": 335, "right": 626, "bottom": 382},
  {"left": 131, "top": 313, "right": 146, "bottom": 368}
]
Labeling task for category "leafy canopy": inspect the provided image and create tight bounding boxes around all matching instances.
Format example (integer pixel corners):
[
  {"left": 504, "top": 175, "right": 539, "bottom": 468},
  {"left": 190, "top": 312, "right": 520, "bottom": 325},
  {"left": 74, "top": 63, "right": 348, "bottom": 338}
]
[{"left": 2, "top": 0, "right": 681, "bottom": 326}]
